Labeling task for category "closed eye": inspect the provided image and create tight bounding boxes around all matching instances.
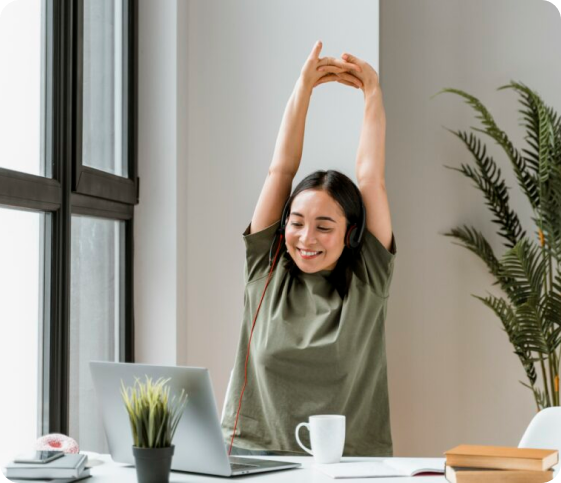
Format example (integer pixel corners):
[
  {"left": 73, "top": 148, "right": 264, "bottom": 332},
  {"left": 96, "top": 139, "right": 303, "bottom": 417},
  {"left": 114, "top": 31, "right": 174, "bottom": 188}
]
[{"left": 290, "top": 223, "right": 330, "bottom": 231}]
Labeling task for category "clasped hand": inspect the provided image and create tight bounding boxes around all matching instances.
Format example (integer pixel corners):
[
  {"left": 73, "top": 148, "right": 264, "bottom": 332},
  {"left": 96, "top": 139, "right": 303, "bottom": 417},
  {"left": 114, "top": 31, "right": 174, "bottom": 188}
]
[{"left": 300, "top": 41, "right": 380, "bottom": 98}]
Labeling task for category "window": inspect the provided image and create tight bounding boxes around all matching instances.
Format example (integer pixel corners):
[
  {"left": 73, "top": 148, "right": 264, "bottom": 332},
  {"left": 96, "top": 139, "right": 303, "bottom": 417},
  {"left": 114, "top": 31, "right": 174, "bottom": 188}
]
[
  {"left": 0, "top": 0, "right": 137, "bottom": 458},
  {"left": 0, "top": 0, "right": 48, "bottom": 177},
  {"left": 69, "top": 216, "right": 126, "bottom": 452},
  {"left": 0, "top": 207, "right": 47, "bottom": 458}
]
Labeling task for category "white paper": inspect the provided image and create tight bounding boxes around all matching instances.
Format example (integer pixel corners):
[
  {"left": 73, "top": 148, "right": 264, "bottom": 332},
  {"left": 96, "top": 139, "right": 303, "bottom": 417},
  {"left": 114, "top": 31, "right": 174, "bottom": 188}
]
[
  {"left": 386, "top": 458, "right": 446, "bottom": 475},
  {"left": 313, "top": 458, "right": 446, "bottom": 479}
]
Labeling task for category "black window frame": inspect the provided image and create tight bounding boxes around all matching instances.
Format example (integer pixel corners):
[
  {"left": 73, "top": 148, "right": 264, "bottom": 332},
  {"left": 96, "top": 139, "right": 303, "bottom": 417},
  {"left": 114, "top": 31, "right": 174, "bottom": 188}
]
[{"left": 0, "top": 0, "right": 138, "bottom": 436}]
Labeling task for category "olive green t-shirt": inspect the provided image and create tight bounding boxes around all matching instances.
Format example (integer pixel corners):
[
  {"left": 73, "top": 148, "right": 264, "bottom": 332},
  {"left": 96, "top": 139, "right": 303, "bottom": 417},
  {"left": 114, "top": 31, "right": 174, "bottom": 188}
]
[{"left": 221, "top": 220, "right": 397, "bottom": 456}]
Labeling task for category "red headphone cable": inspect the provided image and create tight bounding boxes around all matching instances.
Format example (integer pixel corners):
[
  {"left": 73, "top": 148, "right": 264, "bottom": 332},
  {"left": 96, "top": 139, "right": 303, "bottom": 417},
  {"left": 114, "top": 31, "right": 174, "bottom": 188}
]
[{"left": 227, "top": 234, "right": 283, "bottom": 456}]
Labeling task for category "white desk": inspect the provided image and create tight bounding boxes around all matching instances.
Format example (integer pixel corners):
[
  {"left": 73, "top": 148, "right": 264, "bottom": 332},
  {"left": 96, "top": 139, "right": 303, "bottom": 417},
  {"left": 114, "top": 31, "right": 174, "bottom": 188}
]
[{"left": 89, "top": 455, "right": 447, "bottom": 482}]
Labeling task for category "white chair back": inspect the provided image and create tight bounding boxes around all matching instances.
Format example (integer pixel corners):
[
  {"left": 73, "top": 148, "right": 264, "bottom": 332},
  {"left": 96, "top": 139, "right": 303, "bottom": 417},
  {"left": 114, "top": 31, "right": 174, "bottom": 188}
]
[{"left": 519, "top": 407, "right": 561, "bottom": 477}]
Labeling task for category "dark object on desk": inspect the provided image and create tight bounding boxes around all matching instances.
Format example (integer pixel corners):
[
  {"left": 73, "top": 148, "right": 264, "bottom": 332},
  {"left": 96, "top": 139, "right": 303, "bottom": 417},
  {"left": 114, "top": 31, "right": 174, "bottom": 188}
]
[
  {"left": 132, "top": 445, "right": 175, "bottom": 483},
  {"left": 5, "top": 453, "right": 88, "bottom": 479},
  {"left": 14, "top": 450, "right": 65, "bottom": 464},
  {"left": 445, "top": 464, "right": 554, "bottom": 483},
  {"left": 445, "top": 445, "right": 558, "bottom": 472}
]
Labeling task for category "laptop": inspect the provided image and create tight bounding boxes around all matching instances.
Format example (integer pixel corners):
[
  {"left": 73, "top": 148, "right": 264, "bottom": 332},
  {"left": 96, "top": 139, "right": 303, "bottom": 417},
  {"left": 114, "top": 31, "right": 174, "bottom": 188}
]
[{"left": 89, "top": 361, "right": 301, "bottom": 477}]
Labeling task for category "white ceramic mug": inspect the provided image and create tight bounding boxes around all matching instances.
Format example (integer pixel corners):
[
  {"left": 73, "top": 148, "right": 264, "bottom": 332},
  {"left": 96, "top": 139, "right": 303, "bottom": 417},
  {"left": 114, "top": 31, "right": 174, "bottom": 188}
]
[{"left": 295, "top": 415, "right": 345, "bottom": 464}]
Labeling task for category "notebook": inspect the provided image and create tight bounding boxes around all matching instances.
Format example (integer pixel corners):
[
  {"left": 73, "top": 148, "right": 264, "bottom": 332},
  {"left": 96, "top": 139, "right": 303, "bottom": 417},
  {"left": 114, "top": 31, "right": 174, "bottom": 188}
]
[
  {"left": 4, "top": 454, "right": 88, "bottom": 479},
  {"left": 313, "top": 458, "right": 446, "bottom": 478}
]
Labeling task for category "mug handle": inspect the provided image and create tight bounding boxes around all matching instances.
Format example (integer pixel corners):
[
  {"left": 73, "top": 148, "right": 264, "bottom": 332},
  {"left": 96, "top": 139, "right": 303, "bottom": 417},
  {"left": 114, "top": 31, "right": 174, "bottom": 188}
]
[{"left": 295, "top": 422, "right": 313, "bottom": 455}]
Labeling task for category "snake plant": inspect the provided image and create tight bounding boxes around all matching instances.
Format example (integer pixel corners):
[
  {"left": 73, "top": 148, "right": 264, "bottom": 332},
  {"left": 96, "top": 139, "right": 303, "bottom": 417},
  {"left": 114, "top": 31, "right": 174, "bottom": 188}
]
[
  {"left": 435, "top": 82, "right": 561, "bottom": 410},
  {"left": 121, "top": 375, "right": 188, "bottom": 448}
]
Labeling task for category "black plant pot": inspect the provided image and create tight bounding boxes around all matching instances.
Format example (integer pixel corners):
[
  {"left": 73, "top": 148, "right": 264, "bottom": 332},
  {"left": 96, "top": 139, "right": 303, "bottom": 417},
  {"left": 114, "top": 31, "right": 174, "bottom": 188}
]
[{"left": 132, "top": 445, "right": 175, "bottom": 483}]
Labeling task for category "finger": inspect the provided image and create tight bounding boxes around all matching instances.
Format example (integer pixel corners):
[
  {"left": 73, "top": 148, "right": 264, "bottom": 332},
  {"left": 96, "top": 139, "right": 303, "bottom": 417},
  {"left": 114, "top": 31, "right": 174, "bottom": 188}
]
[
  {"left": 317, "top": 56, "right": 361, "bottom": 73},
  {"left": 318, "top": 73, "right": 338, "bottom": 84},
  {"left": 313, "top": 73, "right": 337, "bottom": 88},
  {"left": 336, "top": 72, "right": 363, "bottom": 88},
  {"left": 341, "top": 53, "right": 363, "bottom": 72},
  {"left": 337, "top": 79, "right": 359, "bottom": 89},
  {"left": 309, "top": 40, "right": 322, "bottom": 60},
  {"left": 317, "top": 65, "right": 347, "bottom": 74}
]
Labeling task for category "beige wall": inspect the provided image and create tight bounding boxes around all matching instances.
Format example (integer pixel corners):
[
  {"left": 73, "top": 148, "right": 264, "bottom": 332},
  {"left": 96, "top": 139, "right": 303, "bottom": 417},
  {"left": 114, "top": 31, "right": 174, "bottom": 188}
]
[{"left": 380, "top": 0, "right": 561, "bottom": 456}]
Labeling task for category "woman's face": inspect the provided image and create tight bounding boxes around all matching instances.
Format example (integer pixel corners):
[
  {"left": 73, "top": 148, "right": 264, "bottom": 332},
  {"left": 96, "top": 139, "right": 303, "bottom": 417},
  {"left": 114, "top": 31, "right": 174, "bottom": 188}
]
[{"left": 284, "top": 189, "right": 348, "bottom": 273}]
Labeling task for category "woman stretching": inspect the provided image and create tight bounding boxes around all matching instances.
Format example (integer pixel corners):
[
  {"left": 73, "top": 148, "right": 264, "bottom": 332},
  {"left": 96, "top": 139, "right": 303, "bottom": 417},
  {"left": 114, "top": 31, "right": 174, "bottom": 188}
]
[{"left": 221, "top": 41, "right": 396, "bottom": 457}]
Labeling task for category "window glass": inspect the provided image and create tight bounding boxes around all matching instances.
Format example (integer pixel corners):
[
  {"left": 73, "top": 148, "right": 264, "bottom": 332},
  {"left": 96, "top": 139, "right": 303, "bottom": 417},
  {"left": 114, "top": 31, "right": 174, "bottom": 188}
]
[
  {"left": 82, "top": 0, "right": 127, "bottom": 177},
  {"left": 69, "top": 215, "right": 125, "bottom": 452},
  {"left": 0, "top": 0, "right": 51, "bottom": 177},
  {"left": 0, "top": 206, "right": 46, "bottom": 461}
]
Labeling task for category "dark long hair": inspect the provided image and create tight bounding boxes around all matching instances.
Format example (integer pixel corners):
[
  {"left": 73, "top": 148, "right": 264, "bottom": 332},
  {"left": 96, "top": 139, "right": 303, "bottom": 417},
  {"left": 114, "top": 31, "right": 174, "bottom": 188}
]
[{"left": 281, "top": 170, "right": 365, "bottom": 299}]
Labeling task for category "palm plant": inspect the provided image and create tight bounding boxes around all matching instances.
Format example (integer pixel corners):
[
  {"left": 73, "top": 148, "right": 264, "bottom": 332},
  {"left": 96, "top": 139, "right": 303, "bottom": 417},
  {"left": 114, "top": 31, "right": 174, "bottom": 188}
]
[{"left": 435, "top": 81, "right": 561, "bottom": 410}]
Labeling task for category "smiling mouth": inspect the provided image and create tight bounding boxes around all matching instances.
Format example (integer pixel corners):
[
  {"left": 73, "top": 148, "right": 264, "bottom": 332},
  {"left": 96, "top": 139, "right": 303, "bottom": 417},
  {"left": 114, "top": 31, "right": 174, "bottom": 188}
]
[{"left": 297, "top": 248, "right": 323, "bottom": 259}]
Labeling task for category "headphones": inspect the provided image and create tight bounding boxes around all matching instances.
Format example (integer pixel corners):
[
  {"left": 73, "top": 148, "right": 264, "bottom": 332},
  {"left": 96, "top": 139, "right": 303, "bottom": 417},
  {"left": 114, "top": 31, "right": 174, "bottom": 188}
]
[
  {"left": 228, "top": 197, "right": 366, "bottom": 456},
  {"left": 269, "top": 197, "right": 367, "bottom": 266}
]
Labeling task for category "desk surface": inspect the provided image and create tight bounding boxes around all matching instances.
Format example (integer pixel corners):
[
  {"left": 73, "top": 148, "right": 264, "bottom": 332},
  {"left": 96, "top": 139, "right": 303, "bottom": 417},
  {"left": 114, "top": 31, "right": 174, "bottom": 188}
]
[{"left": 89, "top": 454, "right": 447, "bottom": 482}]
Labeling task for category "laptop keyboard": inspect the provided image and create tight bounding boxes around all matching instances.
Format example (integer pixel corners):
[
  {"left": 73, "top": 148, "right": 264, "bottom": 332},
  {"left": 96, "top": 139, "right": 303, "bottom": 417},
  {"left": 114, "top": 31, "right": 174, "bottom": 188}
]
[{"left": 230, "top": 462, "right": 261, "bottom": 471}]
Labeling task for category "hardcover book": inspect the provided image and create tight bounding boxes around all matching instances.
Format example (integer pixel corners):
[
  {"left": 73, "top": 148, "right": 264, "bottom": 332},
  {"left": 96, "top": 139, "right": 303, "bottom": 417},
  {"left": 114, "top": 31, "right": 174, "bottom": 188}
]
[
  {"left": 445, "top": 465, "right": 554, "bottom": 483},
  {"left": 445, "top": 445, "right": 558, "bottom": 472}
]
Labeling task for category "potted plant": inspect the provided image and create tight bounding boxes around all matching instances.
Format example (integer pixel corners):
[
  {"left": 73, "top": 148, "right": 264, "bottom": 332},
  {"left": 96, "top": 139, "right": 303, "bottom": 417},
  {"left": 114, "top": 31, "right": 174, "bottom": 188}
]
[
  {"left": 121, "top": 375, "right": 188, "bottom": 483},
  {"left": 435, "top": 81, "right": 561, "bottom": 410}
]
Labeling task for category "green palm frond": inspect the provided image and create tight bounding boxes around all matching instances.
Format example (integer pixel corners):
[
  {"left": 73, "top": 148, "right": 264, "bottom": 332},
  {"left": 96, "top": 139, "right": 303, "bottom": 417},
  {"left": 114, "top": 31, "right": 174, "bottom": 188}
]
[
  {"left": 533, "top": 163, "right": 561, "bottom": 262},
  {"left": 520, "top": 382, "right": 550, "bottom": 410},
  {"left": 499, "top": 82, "right": 561, "bottom": 263},
  {"left": 444, "top": 225, "right": 514, "bottom": 295},
  {"left": 437, "top": 81, "right": 561, "bottom": 409},
  {"left": 444, "top": 130, "right": 526, "bottom": 248},
  {"left": 474, "top": 294, "right": 537, "bottom": 386},
  {"left": 513, "top": 299, "right": 550, "bottom": 355},
  {"left": 498, "top": 81, "right": 546, "bottom": 174},
  {"left": 499, "top": 238, "right": 546, "bottom": 306},
  {"left": 541, "top": 275, "right": 561, "bottom": 347},
  {"left": 435, "top": 87, "right": 540, "bottom": 211}
]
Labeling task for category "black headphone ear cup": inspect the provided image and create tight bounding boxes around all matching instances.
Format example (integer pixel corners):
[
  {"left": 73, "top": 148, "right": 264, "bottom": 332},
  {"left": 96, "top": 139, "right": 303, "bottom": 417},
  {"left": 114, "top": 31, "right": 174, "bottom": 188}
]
[
  {"left": 346, "top": 209, "right": 366, "bottom": 249},
  {"left": 280, "top": 197, "right": 291, "bottom": 231},
  {"left": 345, "top": 225, "right": 358, "bottom": 249}
]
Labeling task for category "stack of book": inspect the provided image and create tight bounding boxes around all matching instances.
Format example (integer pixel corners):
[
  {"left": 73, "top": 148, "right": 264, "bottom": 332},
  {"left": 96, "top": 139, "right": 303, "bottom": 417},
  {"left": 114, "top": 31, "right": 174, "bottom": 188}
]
[
  {"left": 444, "top": 445, "right": 558, "bottom": 482},
  {"left": 3, "top": 453, "right": 91, "bottom": 482}
]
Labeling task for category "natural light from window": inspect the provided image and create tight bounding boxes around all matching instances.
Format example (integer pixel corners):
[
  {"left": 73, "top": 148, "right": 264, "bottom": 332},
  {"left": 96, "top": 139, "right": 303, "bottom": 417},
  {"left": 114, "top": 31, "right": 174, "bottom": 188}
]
[
  {"left": 0, "top": 0, "right": 46, "bottom": 176},
  {"left": 0, "top": 207, "right": 43, "bottom": 464},
  {"left": 0, "top": 0, "right": 47, "bottom": 466}
]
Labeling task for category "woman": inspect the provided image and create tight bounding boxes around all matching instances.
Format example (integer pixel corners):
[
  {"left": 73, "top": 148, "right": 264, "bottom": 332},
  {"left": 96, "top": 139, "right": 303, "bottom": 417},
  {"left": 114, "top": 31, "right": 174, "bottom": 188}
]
[{"left": 221, "top": 41, "right": 396, "bottom": 457}]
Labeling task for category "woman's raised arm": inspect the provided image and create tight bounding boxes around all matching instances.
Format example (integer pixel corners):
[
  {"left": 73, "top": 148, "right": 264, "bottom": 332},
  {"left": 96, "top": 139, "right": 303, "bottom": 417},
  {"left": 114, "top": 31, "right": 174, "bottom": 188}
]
[
  {"left": 330, "top": 52, "right": 393, "bottom": 251},
  {"left": 250, "top": 42, "right": 362, "bottom": 234}
]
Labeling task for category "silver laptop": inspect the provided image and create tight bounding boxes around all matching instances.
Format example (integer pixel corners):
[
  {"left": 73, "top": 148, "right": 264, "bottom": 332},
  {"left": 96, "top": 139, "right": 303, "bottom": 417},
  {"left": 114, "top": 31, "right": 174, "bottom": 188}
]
[{"left": 89, "top": 361, "right": 301, "bottom": 477}]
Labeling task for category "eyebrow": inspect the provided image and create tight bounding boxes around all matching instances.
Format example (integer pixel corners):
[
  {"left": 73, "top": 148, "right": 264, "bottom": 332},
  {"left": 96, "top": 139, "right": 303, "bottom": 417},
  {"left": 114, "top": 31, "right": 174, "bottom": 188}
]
[{"left": 290, "top": 212, "right": 337, "bottom": 223}]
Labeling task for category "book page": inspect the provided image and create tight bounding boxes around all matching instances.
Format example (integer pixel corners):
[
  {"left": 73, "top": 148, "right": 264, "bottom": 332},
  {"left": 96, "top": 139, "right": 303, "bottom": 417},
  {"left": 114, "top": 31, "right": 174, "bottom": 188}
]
[
  {"left": 385, "top": 457, "right": 446, "bottom": 476},
  {"left": 313, "top": 462, "right": 405, "bottom": 478}
]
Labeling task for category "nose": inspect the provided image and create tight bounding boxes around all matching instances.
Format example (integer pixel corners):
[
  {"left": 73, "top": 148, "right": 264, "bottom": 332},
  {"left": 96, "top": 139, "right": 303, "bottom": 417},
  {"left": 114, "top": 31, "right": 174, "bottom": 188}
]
[{"left": 300, "top": 226, "right": 317, "bottom": 245}]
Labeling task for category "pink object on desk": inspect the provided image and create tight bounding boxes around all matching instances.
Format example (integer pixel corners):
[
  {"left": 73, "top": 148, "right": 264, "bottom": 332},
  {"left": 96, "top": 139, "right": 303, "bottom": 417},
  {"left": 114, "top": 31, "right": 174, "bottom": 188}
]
[{"left": 35, "top": 433, "right": 80, "bottom": 454}]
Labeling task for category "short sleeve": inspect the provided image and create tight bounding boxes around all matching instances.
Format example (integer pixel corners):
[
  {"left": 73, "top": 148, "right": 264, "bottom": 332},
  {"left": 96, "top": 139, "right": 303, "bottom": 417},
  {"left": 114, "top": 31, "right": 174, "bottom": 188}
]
[
  {"left": 359, "top": 230, "right": 397, "bottom": 297},
  {"left": 243, "top": 220, "right": 281, "bottom": 284}
]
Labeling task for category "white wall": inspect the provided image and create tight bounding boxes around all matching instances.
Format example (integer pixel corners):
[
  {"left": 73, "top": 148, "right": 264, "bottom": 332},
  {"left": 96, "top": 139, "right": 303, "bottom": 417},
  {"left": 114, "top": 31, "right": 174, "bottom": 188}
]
[
  {"left": 136, "top": 0, "right": 178, "bottom": 364},
  {"left": 136, "top": 0, "right": 561, "bottom": 458}
]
